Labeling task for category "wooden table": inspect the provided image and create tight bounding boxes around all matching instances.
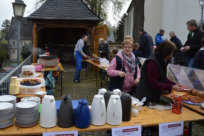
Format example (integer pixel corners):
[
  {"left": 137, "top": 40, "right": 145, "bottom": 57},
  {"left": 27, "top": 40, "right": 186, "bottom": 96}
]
[
  {"left": 163, "top": 94, "right": 204, "bottom": 115},
  {"left": 15, "top": 72, "right": 46, "bottom": 100},
  {"left": 0, "top": 107, "right": 203, "bottom": 136},
  {"left": 84, "top": 59, "right": 108, "bottom": 87},
  {"left": 33, "top": 63, "right": 64, "bottom": 96}
]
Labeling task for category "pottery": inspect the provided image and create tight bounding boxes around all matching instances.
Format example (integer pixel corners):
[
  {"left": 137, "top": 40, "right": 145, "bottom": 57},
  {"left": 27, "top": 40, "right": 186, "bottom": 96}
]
[
  {"left": 121, "top": 93, "right": 132, "bottom": 121},
  {"left": 91, "top": 95, "right": 106, "bottom": 125},
  {"left": 57, "top": 94, "right": 74, "bottom": 128},
  {"left": 107, "top": 95, "right": 122, "bottom": 125},
  {"left": 75, "top": 99, "right": 90, "bottom": 128},
  {"left": 98, "top": 88, "right": 107, "bottom": 95},
  {"left": 9, "top": 77, "right": 19, "bottom": 95},
  {"left": 40, "top": 95, "right": 57, "bottom": 128}
]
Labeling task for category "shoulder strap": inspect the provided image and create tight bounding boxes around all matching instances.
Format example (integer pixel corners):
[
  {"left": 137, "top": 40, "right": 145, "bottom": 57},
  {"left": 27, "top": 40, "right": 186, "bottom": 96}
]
[
  {"left": 134, "top": 58, "right": 138, "bottom": 79},
  {"left": 115, "top": 55, "right": 125, "bottom": 72}
]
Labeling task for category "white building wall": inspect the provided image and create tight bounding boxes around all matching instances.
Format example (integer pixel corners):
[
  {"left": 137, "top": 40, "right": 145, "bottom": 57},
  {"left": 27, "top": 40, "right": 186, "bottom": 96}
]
[
  {"left": 162, "top": 0, "right": 201, "bottom": 44},
  {"left": 144, "top": 0, "right": 163, "bottom": 44},
  {"left": 129, "top": 7, "right": 134, "bottom": 37},
  {"left": 124, "top": 7, "right": 134, "bottom": 38},
  {"left": 124, "top": 15, "right": 129, "bottom": 37}
]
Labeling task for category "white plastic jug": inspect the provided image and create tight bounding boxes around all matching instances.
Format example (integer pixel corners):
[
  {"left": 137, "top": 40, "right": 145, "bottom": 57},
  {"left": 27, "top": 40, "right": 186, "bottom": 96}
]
[
  {"left": 107, "top": 95, "right": 122, "bottom": 125},
  {"left": 91, "top": 95, "right": 106, "bottom": 126},
  {"left": 40, "top": 95, "right": 57, "bottom": 128}
]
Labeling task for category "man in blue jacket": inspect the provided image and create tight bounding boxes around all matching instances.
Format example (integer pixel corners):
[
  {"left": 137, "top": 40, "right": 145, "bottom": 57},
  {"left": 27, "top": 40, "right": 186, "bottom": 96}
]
[
  {"left": 155, "top": 29, "right": 165, "bottom": 46},
  {"left": 73, "top": 35, "right": 88, "bottom": 83},
  {"left": 138, "top": 28, "right": 153, "bottom": 58}
]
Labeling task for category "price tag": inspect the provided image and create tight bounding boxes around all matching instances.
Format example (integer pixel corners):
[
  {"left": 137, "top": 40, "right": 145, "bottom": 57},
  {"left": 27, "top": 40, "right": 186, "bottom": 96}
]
[
  {"left": 159, "top": 121, "right": 184, "bottom": 136},
  {"left": 43, "top": 131, "right": 78, "bottom": 136},
  {"left": 112, "top": 125, "right": 142, "bottom": 136}
]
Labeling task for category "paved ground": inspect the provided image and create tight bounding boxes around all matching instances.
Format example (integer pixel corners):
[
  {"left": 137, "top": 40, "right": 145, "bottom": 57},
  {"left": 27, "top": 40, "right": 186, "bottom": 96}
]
[{"left": 53, "top": 62, "right": 204, "bottom": 136}]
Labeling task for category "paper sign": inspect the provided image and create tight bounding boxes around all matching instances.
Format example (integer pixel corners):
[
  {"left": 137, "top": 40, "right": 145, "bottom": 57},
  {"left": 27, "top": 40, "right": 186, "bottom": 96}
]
[
  {"left": 43, "top": 131, "right": 78, "bottom": 136},
  {"left": 159, "top": 121, "right": 184, "bottom": 136},
  {"left": 112, "top": 125, "right": 142, "bottom": 136}
]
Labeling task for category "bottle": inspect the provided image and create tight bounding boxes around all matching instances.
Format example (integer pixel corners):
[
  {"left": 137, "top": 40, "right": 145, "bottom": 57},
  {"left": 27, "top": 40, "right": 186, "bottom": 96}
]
[{"left": 9, "top": 77, "right": 19, "bottom": 95}]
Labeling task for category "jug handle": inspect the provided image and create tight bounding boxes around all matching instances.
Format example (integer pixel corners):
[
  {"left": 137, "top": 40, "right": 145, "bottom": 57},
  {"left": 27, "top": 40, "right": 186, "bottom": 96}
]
[{"left": 50, "top": 99, "right": 54, "bottom": 103}]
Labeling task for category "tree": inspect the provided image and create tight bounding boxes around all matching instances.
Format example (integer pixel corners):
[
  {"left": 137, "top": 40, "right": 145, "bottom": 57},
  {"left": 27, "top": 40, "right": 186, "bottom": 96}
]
[
  {"left": 133, "top": 0, "right": 145, "bottom": 42},
  {"left": 0, "top": 19, "right": 10, "bottom": 41},
  {"left": 36, "top": 0, "right": 128, "bottom": 21},
  {"left": 0, "top": 46, "right": 7, "bottom": 69},
  {"left": 115, "top": 14, "right": 126, "bottom": 42}
]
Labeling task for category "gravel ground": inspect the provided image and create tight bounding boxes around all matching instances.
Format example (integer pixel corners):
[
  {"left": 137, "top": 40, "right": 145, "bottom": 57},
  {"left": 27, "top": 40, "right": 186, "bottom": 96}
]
[{"left": 53, "top": 62, "right": 204, "bottom": 136}]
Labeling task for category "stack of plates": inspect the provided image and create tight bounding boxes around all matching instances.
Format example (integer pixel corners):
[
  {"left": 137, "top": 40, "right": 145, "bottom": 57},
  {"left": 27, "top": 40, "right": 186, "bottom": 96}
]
[
  {"left": 15, "top": 101, "right": 39, "bottom": 127},
  {"left": 0, "top": 95, "right": 16, "bottom": 110},
  {"left": 0, "top": 102, "right": 14, "bottom": 128},
  {"left": 21, "top": 97, "right": 41, "bottom": 108}
]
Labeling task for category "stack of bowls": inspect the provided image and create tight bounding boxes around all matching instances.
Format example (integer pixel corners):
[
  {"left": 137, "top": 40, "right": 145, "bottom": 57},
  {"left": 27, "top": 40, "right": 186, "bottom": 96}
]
[
  {"left": 0, "top": 95, "right": 16, "bottom": 111},
  {"left": 15, "top": 101, "right": 39, "bottom": 127},
  {"left": 0, "top": 102, "right": 14, "bottom": 128}
]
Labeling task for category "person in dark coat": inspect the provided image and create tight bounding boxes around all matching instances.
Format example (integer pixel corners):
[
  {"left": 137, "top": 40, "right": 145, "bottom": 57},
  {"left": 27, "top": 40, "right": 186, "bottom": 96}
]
[
  {"left": 132, "top": 42, "right": 142, "bottom": 57},
  {"left": 169, "top": 31, "right": 183, "bottom": 64},
  {"left": 135, "top": 40, "right": 184, "bottom": 105},
  {"left": 169, "top": 31, "right": 182, "bottom": 51},
  {"left": 98, "top": 38, "right": 109, "bottom": 60},
  {"left": 138, "top": 28, "right": 153, "bottom": 58},
  {"left": 180, "top": 19, "right": 204, "bottom": 67},
  {"left": 193, "top": 37, "right": 204, "bottom": 70}
]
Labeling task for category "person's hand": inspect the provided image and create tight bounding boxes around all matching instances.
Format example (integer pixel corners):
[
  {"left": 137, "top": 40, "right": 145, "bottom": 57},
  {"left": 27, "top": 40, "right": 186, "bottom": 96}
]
[
  {"left": 172, "top": 85, "right": 183, "bottom": 92},
  {"left": 133, "top": 78, "right": 139, "bottom": 86},
  {"left": 180, "top": 47, "right": 185, "bottom": 51},
  {"left": 184, "top": 46, "right": 190, "bottom": 50},
  {"left": 176, "top": 84, "right": 190, "bottom": 92},
  {"left": 98, "top": 51, "right": 102, "bottom": 53},
  {"left": 84, "top": 55, "right": 89, "bottom": 59},
  {"left": 118, "top": 71, "right": 126, "bottom": 78}
]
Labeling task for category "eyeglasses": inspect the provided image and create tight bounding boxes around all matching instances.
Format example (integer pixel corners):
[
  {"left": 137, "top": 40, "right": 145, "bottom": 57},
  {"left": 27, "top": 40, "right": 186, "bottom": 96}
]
[{"left": 123, "top": 46, "right": 132, "bottom": 49}]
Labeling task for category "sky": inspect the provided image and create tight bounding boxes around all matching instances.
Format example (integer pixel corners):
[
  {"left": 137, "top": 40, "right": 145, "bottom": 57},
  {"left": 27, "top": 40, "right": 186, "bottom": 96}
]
[{"left": 0, "top": 0, "right": 131, "bottom": 27}]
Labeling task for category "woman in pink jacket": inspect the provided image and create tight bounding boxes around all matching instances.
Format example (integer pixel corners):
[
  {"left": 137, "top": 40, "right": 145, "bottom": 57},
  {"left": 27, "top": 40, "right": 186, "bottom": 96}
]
[{"left": 107, "top": 40, "right": 140, "bottom": 94}]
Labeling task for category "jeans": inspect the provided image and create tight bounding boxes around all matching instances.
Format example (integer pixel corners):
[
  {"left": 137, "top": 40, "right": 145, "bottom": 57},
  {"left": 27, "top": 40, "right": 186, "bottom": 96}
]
[
  {"left": 74, "top": 54, "right": 82, "bottom": 81},
  {"left": 187, "top": 58, "right": 194, "bottom": 67}
]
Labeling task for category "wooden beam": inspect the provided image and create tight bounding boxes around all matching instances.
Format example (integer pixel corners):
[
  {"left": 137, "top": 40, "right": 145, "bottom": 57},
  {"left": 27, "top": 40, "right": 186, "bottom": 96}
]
[{"left": 32, "top": 23, "right": 37, "bottom": 63}]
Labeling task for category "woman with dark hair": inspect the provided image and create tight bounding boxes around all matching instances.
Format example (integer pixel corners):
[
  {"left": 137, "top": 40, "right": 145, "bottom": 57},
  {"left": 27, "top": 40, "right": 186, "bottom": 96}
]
[{"left": 135, "top": 40, "right": 183, "bottom": 104}]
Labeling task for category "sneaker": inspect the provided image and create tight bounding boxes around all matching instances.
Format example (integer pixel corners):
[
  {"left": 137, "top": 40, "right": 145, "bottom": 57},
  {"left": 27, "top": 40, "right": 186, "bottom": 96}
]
[{"left": 73, "top": 80, "right": 80, "bottom": 83}]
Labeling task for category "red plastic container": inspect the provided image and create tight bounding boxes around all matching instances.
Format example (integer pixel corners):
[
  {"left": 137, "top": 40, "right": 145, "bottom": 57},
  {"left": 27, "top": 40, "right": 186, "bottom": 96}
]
[{"left": 172, "top": 94, "right": 183, "bottom": 114}]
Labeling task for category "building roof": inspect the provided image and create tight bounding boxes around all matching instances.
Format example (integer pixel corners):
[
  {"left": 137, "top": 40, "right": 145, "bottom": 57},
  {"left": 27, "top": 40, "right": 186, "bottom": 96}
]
[
  {"left": 126, "top": 1, "right": 134, "bottom": 13},
  {"left": 28, "top": 0, "right": 102, "bottom": 21}
]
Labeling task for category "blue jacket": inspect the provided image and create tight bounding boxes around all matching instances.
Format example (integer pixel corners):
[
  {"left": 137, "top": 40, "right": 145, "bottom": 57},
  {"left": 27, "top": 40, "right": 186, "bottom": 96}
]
[
  {"left": 155, "top": 33, "right": 164, "bottom": 46},
  {"left": 139, "top": 32, "right": 153, "bottom": 58}
]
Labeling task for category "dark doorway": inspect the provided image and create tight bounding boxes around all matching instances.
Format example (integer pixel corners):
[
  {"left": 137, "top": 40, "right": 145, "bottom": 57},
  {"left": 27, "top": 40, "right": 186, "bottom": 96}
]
[{"left": 38, "top": 28, "right": 87, "bottom": 62}]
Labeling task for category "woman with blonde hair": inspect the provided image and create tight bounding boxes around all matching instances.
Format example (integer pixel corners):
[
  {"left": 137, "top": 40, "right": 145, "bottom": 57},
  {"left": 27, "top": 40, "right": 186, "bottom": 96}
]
[{"left": 107, "top": 38, "right": 140, "bottom": 94}]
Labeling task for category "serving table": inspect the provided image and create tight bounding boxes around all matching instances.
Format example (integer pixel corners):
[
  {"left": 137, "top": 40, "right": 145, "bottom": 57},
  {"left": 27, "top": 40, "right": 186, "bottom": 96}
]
[
  {"left": 15, "top": 72, "right": 46, "bottom": 100},
  {"left": 32, "top": 63, "right": 64, "bottom": 96},
  {"left": 0, "top": 107, "right": 203, "bottom": 136},
  {"left": 84, "top": 59, "right": 108, "bottom": 87}
]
